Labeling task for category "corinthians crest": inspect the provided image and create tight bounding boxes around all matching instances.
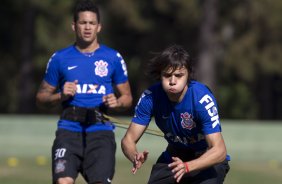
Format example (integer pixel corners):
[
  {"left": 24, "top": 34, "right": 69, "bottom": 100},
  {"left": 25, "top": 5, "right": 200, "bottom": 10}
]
[
  {"left": 180, "top": 112, "right": 196, "bottom": 130},
  {"left": 94, "top": 60, "right": 108, "bottom": 77},
  {"left": 55, "top": 159, "right": 66, "bottom": 173}
]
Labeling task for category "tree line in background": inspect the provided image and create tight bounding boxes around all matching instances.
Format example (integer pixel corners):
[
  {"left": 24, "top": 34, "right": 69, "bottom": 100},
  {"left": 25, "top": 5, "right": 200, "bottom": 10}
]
[{"left": 0, "top": 0, "right": 281, "bottom": 119}]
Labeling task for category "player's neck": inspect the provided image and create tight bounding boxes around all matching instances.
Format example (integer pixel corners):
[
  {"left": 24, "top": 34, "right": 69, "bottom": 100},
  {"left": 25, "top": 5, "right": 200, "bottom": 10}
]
[{"left": 75, "top": 41, "right": 100, "bottom": 53}]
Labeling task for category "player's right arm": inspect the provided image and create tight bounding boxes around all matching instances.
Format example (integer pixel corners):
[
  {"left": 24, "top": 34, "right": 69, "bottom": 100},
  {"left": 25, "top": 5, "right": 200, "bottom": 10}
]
[
  {"left": 36, "top": 80, "right": 78, "bottom": 108},
  {"left": 121, "top": 88, "right": 153, "bottom": 173},
  {"left": 121, "top": 122, "right": 149, "bottom": 174},
  {"left": 36, "top": 52, "right": 63, "bottom": 109},
  {"left": 36, "top": 80, "right": 61, "bottom": 108}
]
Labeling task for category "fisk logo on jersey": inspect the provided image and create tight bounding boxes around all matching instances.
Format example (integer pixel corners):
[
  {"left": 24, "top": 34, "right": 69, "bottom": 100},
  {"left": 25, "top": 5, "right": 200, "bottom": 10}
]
[
  {"left": 180, "top": 112, "right": 196, "bottom": 130},
  {"left": 76, "top": 84, "right": 106, "bottom": 94},
  {"left": 94, "top": 60, "right": 108, "bottom": 77},
  {"left": 199, "top": 94, "right": 219, "bottom": 128}
]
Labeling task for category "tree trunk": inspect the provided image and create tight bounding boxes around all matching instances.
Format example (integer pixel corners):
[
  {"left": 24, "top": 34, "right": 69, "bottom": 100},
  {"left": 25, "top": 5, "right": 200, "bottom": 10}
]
[
  {"left": 258, "top": 74, "right": 282, "bottom": 119},
  {"left": 197, "top": 0, "right": 218, "bottom": 91},
  {"left": 18, "top": 3, "right": 36, "bottom": 113}
]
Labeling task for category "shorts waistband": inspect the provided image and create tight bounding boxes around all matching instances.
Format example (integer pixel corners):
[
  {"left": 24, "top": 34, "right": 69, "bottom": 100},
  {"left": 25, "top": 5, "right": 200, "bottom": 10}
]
[
  {"left": 60, "top": 106, "right": 108, "bottom": 125},
  {"left": 167, "top": 144, "right": 205, "bottom": 161}
]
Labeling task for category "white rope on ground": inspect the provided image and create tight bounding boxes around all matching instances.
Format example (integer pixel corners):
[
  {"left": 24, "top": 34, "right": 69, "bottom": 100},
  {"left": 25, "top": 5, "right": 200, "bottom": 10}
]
[{"left": 103, "top": 114, "right": 163, "bottom": 137}]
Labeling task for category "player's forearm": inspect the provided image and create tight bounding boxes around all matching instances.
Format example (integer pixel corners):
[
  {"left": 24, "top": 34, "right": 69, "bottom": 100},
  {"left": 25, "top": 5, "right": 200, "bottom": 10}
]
[
  {"left": 187, "top": 144, "right": 226, "bottom": 172},
  {"left": 121, "top": 137, "right": 138, "bottom": 163},
  {"left": 116, "top": 94, "right": 132, "bottom": 110},
  {"left": 36, "top": 80, "right": 62, "bottom": 108},
  {"left": 36, "top": 92, "right": 61, "bottom": 108},
  {"left": 115, "top": 81, "right": 132, "bottom": 110}
]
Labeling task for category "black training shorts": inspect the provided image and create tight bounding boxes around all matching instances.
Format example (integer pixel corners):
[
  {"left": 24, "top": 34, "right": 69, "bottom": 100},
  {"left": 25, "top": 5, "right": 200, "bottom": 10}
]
[
  {"left": 148, "top": 152, "right": 230, "bottom": 184},
  {"left": 52, "top": 129, "right": 116, "bottom": 184}
]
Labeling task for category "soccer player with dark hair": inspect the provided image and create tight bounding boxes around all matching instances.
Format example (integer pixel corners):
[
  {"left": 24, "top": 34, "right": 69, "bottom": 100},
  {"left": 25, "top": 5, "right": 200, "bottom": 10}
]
[
  {"left": 36, "top": 1, "right": 132, "bottom": 183},
  {"left": 121, "top": 45, "right": 230, "bottom": 184}
]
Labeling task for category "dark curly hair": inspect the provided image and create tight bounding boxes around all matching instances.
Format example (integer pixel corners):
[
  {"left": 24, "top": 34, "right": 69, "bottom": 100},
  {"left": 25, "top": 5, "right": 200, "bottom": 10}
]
[
  {"left": 147, "top": 45, "right": 194, "bottom": 82},
  {"left": 73, "top": 0, "right": 100, "bottom": 23}
]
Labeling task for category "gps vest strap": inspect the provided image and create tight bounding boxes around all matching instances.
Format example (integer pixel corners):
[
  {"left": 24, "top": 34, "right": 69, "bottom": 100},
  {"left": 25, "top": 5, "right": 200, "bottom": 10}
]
[{"left": 60, "top": 106, "right": 108, "bottom": 125}]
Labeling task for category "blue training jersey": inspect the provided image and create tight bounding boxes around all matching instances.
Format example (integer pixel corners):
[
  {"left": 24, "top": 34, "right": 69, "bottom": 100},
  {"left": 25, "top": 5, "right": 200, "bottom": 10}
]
[
  {"left": 132, "top": 80, "right": 224, "bottom": 154},
  {"left": 44, "top": 44, "right": 128, "bottom": 132}
]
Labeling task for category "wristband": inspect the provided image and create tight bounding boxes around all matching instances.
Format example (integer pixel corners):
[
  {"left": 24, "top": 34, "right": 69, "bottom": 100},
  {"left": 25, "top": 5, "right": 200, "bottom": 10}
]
[{"left": 184, "top": 162, "right": 189, "bottom": 173}]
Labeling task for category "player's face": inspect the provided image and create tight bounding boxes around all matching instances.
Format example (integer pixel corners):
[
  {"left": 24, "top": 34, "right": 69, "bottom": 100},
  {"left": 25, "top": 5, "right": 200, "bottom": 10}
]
[
  {"left": 161, "top": 67, "right": 188, "bottom": 102},
  {"left": 72, "top": 11, "right": 101, "bottom": 45}
]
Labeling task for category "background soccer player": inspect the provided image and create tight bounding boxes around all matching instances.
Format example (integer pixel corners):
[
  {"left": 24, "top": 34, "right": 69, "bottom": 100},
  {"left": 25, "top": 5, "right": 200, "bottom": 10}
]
[
  {"left": 121, "top": 45, "right": 230, "bottom": 184},
  {"left": 36, "top": 1, "right": 132, "bottom": 184}
]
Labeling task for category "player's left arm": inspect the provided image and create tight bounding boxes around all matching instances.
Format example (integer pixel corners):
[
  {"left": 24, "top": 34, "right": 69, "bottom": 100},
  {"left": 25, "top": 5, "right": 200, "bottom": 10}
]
[
  {"left": 169, "top": 132, "right": 227, "bottom": 182},
  {"left": 185, "top": 91, "right": 226, "bottom": 171},
  {"left": 103, "top": 81, "right": 132, "bottom": 111},
  {"left": 188, "top": 132, "right": 227, "bottom": 171}
]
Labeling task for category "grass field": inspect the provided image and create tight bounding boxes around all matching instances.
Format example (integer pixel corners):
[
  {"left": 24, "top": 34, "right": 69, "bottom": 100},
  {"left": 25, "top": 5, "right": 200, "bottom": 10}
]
[{"left": 0, "top": 115, "right": 282, "bottom": 184}]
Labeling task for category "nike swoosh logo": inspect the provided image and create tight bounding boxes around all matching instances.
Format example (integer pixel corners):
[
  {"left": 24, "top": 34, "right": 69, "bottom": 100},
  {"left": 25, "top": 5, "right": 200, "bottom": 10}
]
[
  {"left": 68, "top": 66, "right": 77, "bottom": 70},
  {"left": 107, "top": 178, "right": 112, "bottom": 183}
]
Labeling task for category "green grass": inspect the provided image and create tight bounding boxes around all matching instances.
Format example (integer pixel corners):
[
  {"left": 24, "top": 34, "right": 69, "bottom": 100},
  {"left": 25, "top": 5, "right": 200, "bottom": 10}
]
[{"left": 0, "top": 115, "right": 282, "bottom": 184}]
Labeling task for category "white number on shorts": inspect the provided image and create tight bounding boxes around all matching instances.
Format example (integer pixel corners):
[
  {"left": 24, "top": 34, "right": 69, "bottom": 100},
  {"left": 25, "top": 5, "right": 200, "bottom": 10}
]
[{"left": 54, "top": 148, "right": 66, "bottom": 160}]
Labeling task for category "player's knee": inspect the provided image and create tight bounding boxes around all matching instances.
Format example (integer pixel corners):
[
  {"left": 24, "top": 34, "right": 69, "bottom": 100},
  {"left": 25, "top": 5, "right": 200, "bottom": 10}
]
[{"left": 56, "top": 177, "right": 74, "bottom": 184}]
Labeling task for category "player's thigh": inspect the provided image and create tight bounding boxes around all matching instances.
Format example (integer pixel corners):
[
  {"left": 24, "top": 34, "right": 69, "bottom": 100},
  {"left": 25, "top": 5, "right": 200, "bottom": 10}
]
[
  {"left": 184, "top": 160, "right": 230, "bottom": 184},
  {"left": 148, "top": 163, "right": 175, "bottom": 184},
  {"left": 52, "top": 129, "right": 83, "bottom": 182},
  {"left": 213, "top": 159, "right": 230, "bottom": 184},
  {"left": 83, "top": 131, "right": 116, "bottom": 183},
  {"left": 148, "top": 160, "right": 230, "bottom": 184},
  {"left": 200, "top": 160, "right": 230, "bottom": 184}
]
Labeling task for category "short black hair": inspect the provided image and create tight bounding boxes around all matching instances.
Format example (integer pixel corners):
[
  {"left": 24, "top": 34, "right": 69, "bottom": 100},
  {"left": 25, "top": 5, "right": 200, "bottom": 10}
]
[
  {"left": 73, "top": 0, "right": 100, "bottom": 23},
  {"left": 147, "top": 44, "right": 194, "bottom": 81}
]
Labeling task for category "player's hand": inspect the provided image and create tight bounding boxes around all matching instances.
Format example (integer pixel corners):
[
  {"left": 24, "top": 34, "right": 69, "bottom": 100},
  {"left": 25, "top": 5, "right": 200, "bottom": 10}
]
[
  {"left": 131, "top": 150, "right": 149, "bottom": 174},
  {"left": 61, "top": 80, "right": 78, "bottom": 101},
  {"left": 103, "top": 93, "right": 120, "bottom": 109},
  {"left": 168, "top": 157, "right": 188, "bottom": 183}
]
